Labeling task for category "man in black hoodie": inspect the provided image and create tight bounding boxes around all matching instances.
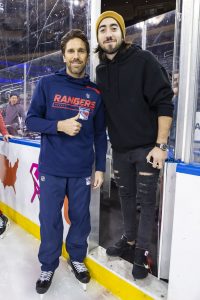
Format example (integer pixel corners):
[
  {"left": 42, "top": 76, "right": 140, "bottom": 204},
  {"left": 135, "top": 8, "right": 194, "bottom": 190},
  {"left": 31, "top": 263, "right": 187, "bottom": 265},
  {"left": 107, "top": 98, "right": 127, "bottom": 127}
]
[{"left": 95, "top": 11, "right": 174, "bottom": 279}]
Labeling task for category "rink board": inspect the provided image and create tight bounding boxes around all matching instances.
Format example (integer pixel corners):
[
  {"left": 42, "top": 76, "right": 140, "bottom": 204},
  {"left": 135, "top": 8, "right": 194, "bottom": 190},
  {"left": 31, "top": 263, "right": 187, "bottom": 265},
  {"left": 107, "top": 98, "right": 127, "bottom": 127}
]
[
  {"left": 0, "top": 138, "right": 70, "bottom": 239},
  {"left": 0, "top": 137, "right": 167, "bottom": 300}
]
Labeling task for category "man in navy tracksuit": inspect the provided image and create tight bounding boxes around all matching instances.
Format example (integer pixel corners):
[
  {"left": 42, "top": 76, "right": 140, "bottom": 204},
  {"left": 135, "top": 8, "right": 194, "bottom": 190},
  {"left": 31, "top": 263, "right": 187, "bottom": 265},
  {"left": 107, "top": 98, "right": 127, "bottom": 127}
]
[{"left": 26, "top": 29, "right": 107, "bottom": 294}]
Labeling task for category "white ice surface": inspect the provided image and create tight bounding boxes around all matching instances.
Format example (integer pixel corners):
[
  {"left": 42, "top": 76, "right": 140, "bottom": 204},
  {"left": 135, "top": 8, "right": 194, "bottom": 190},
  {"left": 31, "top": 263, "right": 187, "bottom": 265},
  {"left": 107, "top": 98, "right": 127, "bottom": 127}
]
[{"left": 0, "top": 221, "right": 118, "bottom": 300}]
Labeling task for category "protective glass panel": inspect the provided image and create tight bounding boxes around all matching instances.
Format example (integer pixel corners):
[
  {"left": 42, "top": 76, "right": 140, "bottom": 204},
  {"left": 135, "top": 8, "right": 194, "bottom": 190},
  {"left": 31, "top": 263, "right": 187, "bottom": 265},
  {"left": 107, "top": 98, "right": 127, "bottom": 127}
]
[
  {"left": 193, "top": 68, "right": 200, "bottom": 162},
  {"left": 126, "top": 23, "right": 142, "bottom": 47},
  {"left": 146, "top": 11, "right": 175, "bottom": 74},
  {"left": 0, "top": 0, "right": 91, "bottom": 138}
]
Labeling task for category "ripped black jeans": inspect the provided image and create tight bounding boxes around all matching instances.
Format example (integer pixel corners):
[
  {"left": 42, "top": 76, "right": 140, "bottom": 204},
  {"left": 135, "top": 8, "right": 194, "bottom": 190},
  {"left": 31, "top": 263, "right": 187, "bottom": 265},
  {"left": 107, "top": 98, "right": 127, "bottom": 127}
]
[{"left": 113, "top": 147, "right": 160, "bottom": 250}]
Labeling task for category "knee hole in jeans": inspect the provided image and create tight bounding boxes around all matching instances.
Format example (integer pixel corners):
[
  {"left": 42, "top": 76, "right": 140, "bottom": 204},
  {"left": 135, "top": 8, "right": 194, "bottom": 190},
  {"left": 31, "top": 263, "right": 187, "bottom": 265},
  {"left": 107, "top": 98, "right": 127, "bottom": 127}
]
[
  {"left": 137, "top": 173, "right": 159, "bottom": 196},
  {"left": 139, "top": 172, "right": 154, "bottom": 176},
  {"left": 114, "top": 169, "right": 120, "bottom": 181}
]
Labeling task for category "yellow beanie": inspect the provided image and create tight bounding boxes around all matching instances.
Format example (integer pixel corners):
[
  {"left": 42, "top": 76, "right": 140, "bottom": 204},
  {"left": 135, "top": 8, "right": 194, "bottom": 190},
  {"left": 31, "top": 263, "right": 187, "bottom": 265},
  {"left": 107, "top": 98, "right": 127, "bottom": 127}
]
[{"left": 96, "top": 11, "right": 125, "bottom": 40}]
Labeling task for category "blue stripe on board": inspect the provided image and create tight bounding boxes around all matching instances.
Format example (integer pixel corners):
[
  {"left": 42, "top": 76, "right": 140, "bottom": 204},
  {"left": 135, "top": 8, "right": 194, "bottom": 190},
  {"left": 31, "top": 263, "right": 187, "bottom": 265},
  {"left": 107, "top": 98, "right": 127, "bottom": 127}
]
[
  {"left": 0, "top": 136, "right": 40, "bottom": 148},
  {"left": 176, "top": 163, "right": 200, "bottom": 176}
]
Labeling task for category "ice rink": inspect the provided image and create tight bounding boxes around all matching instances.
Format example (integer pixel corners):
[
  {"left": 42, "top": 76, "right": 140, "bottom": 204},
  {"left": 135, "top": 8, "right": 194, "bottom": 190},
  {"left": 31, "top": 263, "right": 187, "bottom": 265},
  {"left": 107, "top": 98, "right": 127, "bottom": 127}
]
[{"left": 0, "top": 220, "right": 118, "bottom": 300}]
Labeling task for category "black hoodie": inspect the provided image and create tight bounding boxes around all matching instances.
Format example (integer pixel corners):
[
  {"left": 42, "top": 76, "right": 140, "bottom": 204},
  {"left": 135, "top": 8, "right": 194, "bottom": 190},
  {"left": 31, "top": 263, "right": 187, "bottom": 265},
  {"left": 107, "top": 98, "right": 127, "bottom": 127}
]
[{"left": 96, "top": 44, "right": 174, "bottom": 152}]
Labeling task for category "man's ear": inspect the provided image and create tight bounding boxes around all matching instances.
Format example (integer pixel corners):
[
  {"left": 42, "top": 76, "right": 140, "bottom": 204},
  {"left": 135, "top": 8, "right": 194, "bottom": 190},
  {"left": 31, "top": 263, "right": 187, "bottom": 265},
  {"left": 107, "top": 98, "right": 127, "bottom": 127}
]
[{"left": 63, "top": 56, "right": 66, "bottom": 62}]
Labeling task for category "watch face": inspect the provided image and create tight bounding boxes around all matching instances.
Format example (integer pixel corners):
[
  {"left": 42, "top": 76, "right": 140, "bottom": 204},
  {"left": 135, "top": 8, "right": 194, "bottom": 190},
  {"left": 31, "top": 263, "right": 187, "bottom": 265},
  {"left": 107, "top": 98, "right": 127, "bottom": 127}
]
[
  {"left": 161, "top": 144, "right": 168, "bottom": 151},
  {"left": 155, "top": 143, "right": 168, "bottom": 151}
]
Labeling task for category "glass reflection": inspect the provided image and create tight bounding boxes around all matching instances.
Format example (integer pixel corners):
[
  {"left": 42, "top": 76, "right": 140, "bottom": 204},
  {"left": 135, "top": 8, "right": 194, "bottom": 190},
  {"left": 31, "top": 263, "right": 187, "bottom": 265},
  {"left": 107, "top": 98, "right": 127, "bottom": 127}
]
[
  {"left": 146, "top": 11, "right": 175, "bottom": 74},
  {"left": 193, "top": 67, "right": 200, "bottom": 162},
  {"left": 0, "top": 0, "right": 91, "bottom": 138},
  {"left": 126, "top": 23, "right": 143, "bottom": 47}
]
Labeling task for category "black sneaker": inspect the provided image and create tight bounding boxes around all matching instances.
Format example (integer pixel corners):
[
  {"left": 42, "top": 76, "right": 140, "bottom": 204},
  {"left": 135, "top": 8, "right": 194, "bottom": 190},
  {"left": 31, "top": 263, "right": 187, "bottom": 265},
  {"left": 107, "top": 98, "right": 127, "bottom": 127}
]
[
  {"left": 132, "top": 247, "right": 151, "bottom": 279},
  {"left": 0, "top": 214, "right": 10, "bottom": 238},
  {"left": 106, "top": 235, "right": 135, "bottom": 257},
  {"left": 36, "top": 271, "right": 54, "bottom": 294},
  {"left": 70, "top": 260, "right": 90, "bottom": 284}
]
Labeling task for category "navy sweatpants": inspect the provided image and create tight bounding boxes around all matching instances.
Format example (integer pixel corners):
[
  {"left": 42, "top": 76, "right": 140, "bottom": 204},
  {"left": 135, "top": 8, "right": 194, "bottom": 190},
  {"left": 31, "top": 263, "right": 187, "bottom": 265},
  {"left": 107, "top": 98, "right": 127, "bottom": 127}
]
[{"left": 38, "top": 173, "right": 91, "bottom": 272}]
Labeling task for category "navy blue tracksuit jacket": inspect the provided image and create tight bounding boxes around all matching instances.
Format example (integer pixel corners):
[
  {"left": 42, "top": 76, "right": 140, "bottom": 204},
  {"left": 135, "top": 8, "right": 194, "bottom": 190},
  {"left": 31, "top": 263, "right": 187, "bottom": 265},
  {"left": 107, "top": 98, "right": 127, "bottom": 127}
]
[{"left": 26, "top": 68, "right": 107, "bottom": 270}]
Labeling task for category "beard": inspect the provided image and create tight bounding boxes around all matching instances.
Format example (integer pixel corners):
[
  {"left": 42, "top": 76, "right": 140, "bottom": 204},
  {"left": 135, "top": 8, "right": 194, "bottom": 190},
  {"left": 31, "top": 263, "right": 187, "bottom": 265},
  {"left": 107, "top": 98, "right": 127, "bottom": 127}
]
[
  {"left": 100, "top": 40, "right": 122, "bottom": 54},
  {"left": 67, "top": 61, "right": 86, "bottom": 77}
]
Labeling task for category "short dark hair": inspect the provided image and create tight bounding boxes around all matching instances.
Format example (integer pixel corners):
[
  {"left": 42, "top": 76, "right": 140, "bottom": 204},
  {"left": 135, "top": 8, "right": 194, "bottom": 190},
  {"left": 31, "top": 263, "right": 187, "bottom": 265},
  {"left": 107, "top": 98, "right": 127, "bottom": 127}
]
[
  {"left": 10, "top": 92, "right": 19, "bottom": 97},
  {"left": 61, "top": 29, "right": 90, "bottom": 55}
]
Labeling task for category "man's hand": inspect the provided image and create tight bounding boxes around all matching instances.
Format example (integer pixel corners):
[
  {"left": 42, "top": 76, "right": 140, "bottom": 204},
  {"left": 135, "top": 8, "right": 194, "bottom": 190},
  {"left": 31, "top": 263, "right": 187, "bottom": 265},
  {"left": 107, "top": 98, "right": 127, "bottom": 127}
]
[
  {"left": 93, "top": 171, "right": 104, "bottom": 189},
  {"left": 3, "top": 134, "right": 13, "bottom": 142},
  {"left": 57, "top": 113, "right": 82, "bottom": 136},
  {"left": 146, "top": 147, "right": 167, "bottom": 169}
]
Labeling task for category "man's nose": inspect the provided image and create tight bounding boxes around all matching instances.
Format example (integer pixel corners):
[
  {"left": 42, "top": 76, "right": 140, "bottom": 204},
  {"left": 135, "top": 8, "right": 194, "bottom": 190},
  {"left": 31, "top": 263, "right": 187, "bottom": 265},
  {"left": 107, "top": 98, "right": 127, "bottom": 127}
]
[
  {"left": 73, "top": 51, "right": 79, "bottom": 59},
  {"left": 105, "top": 29, "right": 113, "bottom": 39}
]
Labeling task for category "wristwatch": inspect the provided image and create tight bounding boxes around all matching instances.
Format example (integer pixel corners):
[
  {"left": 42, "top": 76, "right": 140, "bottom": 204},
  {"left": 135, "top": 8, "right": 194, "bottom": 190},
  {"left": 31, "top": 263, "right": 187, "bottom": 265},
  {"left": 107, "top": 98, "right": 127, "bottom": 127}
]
[{"left": 155, "top": 143, "right": 168, "bottom": 151}]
